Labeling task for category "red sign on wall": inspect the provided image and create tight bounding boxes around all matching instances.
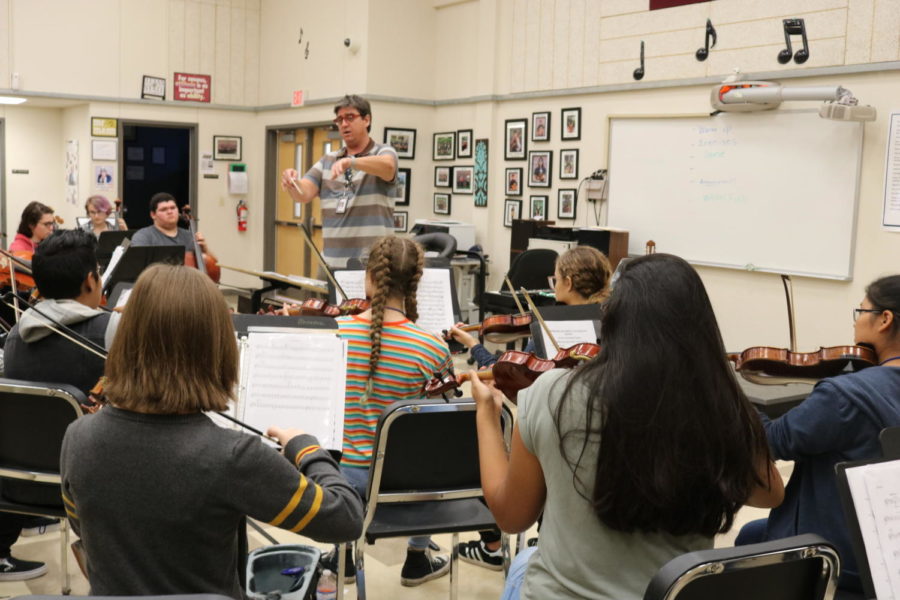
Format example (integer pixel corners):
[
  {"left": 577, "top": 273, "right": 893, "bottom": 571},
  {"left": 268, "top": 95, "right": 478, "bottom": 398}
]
[{"left": 173, "top": 72, "right": 211, "bottom": 103}]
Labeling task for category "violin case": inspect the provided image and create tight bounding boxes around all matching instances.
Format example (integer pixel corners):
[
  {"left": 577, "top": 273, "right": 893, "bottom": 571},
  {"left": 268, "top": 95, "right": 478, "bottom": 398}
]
[{"left": 246, "top": 544, "right": 321, "bottom": 600}]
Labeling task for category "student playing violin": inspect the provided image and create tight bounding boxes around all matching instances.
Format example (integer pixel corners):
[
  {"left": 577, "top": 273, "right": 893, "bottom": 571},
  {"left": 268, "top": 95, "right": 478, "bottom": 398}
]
[
  {"left": 472, "top": 253, "right": 784, "bottom": 600},
  {"left": 448, "top": 245, "right": 611, "bottom": 369},
  {"left": 60, "top": 265, "right": 363, "bottom": 597},
  {"left": 735, "top": 274, "right": 900, "bottom": 593},
  {"left": 321, "top": 235, "right": 454, "bottom": 587}
]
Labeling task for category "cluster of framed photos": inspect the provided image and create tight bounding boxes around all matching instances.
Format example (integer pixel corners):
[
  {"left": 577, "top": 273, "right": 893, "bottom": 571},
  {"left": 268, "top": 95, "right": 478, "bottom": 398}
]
[
  {"left": 502, "top": 107, "right": 582, "bottom": 225},
  {"left": 382, "top": 129, "right": 417, "bottom": 226}
]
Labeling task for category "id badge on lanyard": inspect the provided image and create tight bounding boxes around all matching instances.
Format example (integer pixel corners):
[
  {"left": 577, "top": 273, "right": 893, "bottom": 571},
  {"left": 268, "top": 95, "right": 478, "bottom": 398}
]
[{"left": 335, "top": 162, "right": 354, "bottom": 215}]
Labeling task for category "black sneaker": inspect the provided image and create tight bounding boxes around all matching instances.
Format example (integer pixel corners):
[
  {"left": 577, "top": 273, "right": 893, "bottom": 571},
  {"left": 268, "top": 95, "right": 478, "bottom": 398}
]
[
  {"left": 20, "top": 517, "right": 61, "bottom": 537},
  {"left": 400, "top": 548, "right": 450, "bottom": 587},
  {"left": 0, "top": 556, "right": 48, "bottom": 581},
  {"left": 457, "top": 539, "right": 503, "bottom": 571},
  {"left": 319, "top": 546, "right": 356, "bottom": 584}
]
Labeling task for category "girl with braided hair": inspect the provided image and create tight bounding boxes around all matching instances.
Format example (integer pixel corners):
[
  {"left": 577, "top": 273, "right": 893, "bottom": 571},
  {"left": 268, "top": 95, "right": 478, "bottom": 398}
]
[{"left": 322, "top": 235, "right": 453, "bottom": 587}]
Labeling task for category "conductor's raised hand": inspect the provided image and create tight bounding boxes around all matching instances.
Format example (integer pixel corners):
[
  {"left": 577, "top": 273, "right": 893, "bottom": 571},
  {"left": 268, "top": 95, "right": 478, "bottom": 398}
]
[{"left": 280, "top": 168, "right": 299, "bottom": 191}]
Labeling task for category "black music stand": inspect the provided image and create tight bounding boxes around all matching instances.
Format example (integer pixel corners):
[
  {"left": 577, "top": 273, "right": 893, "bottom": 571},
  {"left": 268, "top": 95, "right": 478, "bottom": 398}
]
[
  {"left": 102, "top": 245, "right": 184, "bottom": 296},
  {"left": 96, "top": 230, "right": 137, "bottom": 270},
  {"left": 231, "top": 314, "right": 338, "bottom": 336}
]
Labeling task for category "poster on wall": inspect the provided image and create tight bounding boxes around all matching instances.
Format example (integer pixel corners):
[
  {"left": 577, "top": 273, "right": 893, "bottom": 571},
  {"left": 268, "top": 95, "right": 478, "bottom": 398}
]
[
  {"left": 173, "top": 72, "right": 212, "bottom": 103},
  {"left": 94, "top": 165, "right": 114, "bottom": 191},
  {"left": 65, "top": 140, "right": 78, "bottom": 205},
  {"left": 474, "top": 139, "right": 488, "bottom": 207},
  {"left": 883, "top": 111, "right": 900, "bottom": 231}
]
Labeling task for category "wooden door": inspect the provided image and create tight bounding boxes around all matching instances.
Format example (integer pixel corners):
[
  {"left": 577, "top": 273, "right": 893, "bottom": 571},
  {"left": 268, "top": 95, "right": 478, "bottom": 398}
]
[{"left": 273, "top": 125, "right": 335, "bottom": 278}]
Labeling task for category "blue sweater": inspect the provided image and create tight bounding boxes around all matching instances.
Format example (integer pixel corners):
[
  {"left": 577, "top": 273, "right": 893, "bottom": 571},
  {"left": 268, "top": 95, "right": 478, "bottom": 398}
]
[{"left": 761, "top": 365, "right": 900, "bottom": 591}]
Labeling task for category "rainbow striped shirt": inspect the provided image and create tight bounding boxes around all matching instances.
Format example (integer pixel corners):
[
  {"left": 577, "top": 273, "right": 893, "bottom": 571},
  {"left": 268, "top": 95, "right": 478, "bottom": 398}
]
[{"left": 336, "top": 314, "right": 452, "bottom": 468}]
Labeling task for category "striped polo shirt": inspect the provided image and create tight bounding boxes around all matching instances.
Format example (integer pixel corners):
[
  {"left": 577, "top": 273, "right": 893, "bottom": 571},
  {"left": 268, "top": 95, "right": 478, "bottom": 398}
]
[
  {"left": 336, "top": 314, "right": 452, "bottom": 468},
  {"left": 303, "top": 140, "right": 399, "bottom": 268}
]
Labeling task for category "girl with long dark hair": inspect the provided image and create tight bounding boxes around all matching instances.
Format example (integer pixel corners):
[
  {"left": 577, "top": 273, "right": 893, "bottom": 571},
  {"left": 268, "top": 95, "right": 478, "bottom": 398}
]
[{"left": 472, "top": 253, "right": 784, "bottom": 600}]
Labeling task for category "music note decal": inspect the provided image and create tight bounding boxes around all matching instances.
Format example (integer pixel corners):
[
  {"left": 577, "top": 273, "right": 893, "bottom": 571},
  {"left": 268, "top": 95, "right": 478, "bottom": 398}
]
[
  {"left": 777, "top": 18, "right": 809, "bottom": 64},
  {"left": 633, "top": 41, "right": 645, "bottom": 81},
  {"left": 695, "top": 19, "right": 717, "bottom": 61},
  {"left": 304, "top": 41, "right": 310, "bottom": 60}
]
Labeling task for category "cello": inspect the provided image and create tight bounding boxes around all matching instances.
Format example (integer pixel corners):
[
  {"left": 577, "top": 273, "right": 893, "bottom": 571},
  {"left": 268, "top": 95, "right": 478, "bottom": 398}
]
[{"left": 180, "top": 205, "right": 221, "bottom": 283}]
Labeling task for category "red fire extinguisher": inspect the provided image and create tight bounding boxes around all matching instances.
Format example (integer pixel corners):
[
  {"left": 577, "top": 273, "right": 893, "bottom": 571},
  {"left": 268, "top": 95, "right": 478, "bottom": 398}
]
[{"left": 236, "top": 200, "right": 248, "bottom": 232}]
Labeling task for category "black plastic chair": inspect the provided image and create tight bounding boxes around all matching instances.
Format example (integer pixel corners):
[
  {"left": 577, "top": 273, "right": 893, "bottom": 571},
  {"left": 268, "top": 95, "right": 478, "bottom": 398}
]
[
  {"left": 643, "top": 534, "right": 840, "bottom": 600},
  {"left": 336, "top": 397, "right": 514, "bottom": 600},
  {"left": 482, "top": 248, "right": 558, "bottom": 316},
  {"left": 879, "top": 426, "right": 900, "bottom": 458},
  {"left": 0, "top": 378, "right": 86, "bottom": 595}
]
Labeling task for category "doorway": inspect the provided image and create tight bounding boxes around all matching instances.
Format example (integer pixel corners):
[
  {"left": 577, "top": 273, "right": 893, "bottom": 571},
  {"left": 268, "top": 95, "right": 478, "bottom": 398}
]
[
  {"left": 120, "top": 123, "right": 196, "bottom": 228},
  {"left": 267, "top": 124, "right": 337, "bottom": 277}
]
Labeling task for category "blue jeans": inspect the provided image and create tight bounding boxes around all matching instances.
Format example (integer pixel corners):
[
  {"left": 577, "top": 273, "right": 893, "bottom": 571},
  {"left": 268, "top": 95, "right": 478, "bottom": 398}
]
[
  {"left": 500, "top": 546, "right": 536, "bottom": 600},
  {"left": 340, "top": 466, "right": 431, "bottom": 550},
  {"left": 734, "top": 518, "right": 768, "bottom": 546}
]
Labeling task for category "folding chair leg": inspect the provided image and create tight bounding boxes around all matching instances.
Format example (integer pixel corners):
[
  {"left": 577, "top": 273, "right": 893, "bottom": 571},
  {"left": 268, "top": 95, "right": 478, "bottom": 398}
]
[
  {"left": 450, "top": 532, "right": 459, "bottom": 600},
  {"left": 354, "top": 539, "right": 366, "bottom": 600},
  {"left": 60, "top": 518, "right": 71, "bottom": 595},
  {"left": 501, "top": 532, "right": 510, "bottom": 578},
  {"left": 336, "top": 543, "right": 346, "bottom": 600}
]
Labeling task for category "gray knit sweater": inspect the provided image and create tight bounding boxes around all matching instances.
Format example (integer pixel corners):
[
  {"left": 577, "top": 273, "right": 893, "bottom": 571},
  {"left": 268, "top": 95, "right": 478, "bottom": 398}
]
[{"left": 61, "top": 406, "right": 363, "bottom": 598}]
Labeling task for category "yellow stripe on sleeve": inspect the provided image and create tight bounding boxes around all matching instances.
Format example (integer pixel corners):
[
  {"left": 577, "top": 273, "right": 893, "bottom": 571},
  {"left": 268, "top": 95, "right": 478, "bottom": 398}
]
[
  {"left": 61, "top": 492, "right": 76, "bottom": 510},
  {"left": 294, "top": 445, "right": 321, "bottom": 466},
  {"left": 64, "top": 506, "right": 78, "bottom": 520},
  {"left": 269, "top": 475, "right": 309, "bottom": 527},
  {"left": 290, "top": 483, "right": 324, "bottom": 533}
]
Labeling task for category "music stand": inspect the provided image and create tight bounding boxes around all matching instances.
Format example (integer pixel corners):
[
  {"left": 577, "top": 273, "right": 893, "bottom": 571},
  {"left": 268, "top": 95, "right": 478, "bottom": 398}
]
[
  {"left": 96, "top": 230, "right": 137, "bottom": 270},
  {"left": 102, "top": 245, "right": 185, "bottom": 297},
  {"left": 529, "top": 303, "right": 603, "bottom": 358},
  {"left": 231, "top": 314, "right": 338, "bottom": 336}
]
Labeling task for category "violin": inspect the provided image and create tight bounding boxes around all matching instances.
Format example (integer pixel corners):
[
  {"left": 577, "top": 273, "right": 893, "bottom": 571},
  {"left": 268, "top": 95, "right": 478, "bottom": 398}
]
[
  {"left": 730, "top": 275, "right": 877, "bottom": 384},
  {"left": 258, "top": 297, "right": 371, "bottom": 318},
  {"left": 180, "top": 205, "right": 221, "bottom": 283},
  {"left": 448, "top": 312, "right": 535, "bottom": 344},
  {"left": 0, "top": 249, "right": 36, "bottom": 290},
  {"left": 426, "top": 342, "right": 601, "bottom": 401},
  {"left": 728, "top": 345, "right": 876, "bottom": 381}
]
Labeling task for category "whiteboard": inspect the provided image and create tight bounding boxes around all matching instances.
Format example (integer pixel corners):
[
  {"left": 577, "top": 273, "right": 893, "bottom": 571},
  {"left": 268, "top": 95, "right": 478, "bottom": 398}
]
[{"left": 606, "top": 111, "right": 864, "bottom": 280}]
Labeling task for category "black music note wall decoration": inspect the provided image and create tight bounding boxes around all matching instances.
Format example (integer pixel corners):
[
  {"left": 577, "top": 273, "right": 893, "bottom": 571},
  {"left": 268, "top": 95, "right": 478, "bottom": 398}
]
[
  {"left": 777, "top": 18, "right": 809, "bottom": 64},
  {"left": 633, "top": 41, "right": 645, "bottom": 80},
  {"left": 695, "top": 19, "right": 717, "bottom": 61},
  {"left": 305, "top": 41, "right": 310, "bottom": 60},
  {"left": 298, "top": 27, "right": 303, "bottom": 44}
]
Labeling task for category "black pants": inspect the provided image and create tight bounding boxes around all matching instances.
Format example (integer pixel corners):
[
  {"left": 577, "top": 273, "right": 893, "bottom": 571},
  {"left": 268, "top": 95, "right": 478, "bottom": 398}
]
[{"left": 0, "top": 512, "right": 30, "bottom": 557}]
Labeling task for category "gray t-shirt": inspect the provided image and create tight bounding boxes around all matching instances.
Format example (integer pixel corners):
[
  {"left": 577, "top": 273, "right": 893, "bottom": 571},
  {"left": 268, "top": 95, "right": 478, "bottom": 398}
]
[
  {"left": 517, "top": 369, "right": 711, "bottom": 600},
  {"left": 130, "top": 225, "right": 194, "bottom": 249}
]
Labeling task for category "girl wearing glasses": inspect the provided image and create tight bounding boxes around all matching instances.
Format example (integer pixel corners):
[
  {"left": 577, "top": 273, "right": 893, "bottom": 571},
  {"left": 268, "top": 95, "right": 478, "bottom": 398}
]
[
  {"left": 82, "top": 195, "right": 127, "bottom": 239},
  {"left": 472, "top": 253, "right": 783, "bottom": 600},
  {"left": 8, "top": 201, "right": 55, "bottom": 253},
  {"left": 735, "top": 274, "right": 900, "bottom": 593}
]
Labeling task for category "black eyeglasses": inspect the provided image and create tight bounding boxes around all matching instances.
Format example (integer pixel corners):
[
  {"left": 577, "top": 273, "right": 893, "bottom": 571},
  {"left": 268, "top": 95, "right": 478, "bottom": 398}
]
[{"left": 852, "top": 308, "right": 883, "bottom": 321}]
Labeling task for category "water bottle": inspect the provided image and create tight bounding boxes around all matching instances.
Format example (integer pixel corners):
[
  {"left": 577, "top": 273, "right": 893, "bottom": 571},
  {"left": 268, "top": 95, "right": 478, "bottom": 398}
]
[{"left": 316, "top": 569, "right": 336, "bottom": 600}]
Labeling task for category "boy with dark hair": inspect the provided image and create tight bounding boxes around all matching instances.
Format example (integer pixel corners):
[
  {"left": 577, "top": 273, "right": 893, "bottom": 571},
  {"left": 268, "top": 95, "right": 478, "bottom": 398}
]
[{"left": 2, "top": 229, "right": 119, "bottom": 582}]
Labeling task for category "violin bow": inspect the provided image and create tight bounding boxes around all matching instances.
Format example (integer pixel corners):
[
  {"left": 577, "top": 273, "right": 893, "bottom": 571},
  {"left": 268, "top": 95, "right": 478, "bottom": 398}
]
[
  {"left": 520, "top": 287, "right": 561, "bottom": 354},
  {"left": 781, "top": 274, "right": 798, "bottom": 352},
  {"left": 287, "top": 187, "right": 349, "bottom": 302},
  {"left": 505, "top": 275, "right": 527, "bottom": 315},
  {"left": 0, "top": 247, "right": 34, "bottom": 321}
]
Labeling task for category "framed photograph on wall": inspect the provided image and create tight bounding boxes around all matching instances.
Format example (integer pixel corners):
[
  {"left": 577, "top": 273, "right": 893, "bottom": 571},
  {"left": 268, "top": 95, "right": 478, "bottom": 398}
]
[
  {"left": 558, "top": 189, "right": 577, "bottom": 220},
  {"left": 91, "top": 117, "right": 118, "bottom": 138},
  {"left": 505, "top": 167, "right": 522, "bottom": 196},
  {"left": 384, "top": 127, "right": 416, "bottom": 159},
  {"left": 434, "top": 193, "right": 451, "bottom": 215},
  {"left": 531, "top": 111, "right": 550, "bottom": 142},
  {"left": 559, "top": 149, "right": 579, "bottom": 180},
  {"left": 213, "top": 135, "right": 242, "bottom": 161},
  {"left": 457, "top": 129, "right": 473, "bottom": 158},
  {"left": 561, "top": 107, "right": 582, "bottom": 141},
  {"left": 452, "top": 165, "right": 474, "bottom": 194},
  {"left": 530, "top": 195, "right": 548, "bottom": 221},
  {"left": 433, "top": 132, "right": 455, "bottom": 160},
  {"left": 396, "top": 168, "right": 411, "bottom": 206},
  {"left": 393, "top": 211, "right": 408, "bottom": 232},
  {"left": 91, "top": 139, "right": 117, "bottom": 161},
  {"left": 528, "top": 150, "right": 552, "bottom": 188},
  {"left": 504, "top": 198, "right": 522, "bottom": 228},
  {"left": 504, "top": 119, "right": 527, "bottom": 160},
  {"left": 434, "top": 166, "right": 451, "bottom": 187}
]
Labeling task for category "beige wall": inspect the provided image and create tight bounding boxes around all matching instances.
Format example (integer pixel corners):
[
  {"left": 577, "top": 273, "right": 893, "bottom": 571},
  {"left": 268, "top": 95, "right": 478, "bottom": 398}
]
[{"left": 0, "top": 0, "right": 898, "bottom": 352}]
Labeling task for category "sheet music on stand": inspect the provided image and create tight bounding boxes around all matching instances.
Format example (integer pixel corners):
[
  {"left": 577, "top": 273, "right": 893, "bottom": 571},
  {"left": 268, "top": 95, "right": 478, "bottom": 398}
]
[
  {"left": 840, "top": 458, "right": 900, "bottom": 600},
  {"left": 333, "top": 268, "right": 458, "bottom": 338},
  {"left": 100, "top": 239, "right": 130, "bottom": 290},
  {"left": 234, "top": 327, "right": 347, "bottom": 451},
  {"left": 529, "top": 304, "right": 603, "bottom": 359}
]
